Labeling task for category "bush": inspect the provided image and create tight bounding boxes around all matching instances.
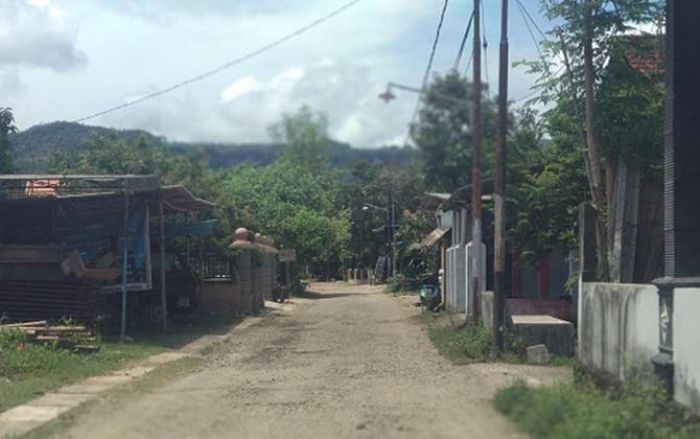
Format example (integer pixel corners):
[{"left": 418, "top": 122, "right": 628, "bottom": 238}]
[
  {"left": 428, "top": 319, "right": 530, "bottom": 363},
  {"left": 385, "top": 274, "right": 419, "bottom": 295},
  {"left": 428, "top": 319, "right": 493, "bottom": 363},
  {"left": 494, "top": 378, "right": 700, "bottom": 439}
]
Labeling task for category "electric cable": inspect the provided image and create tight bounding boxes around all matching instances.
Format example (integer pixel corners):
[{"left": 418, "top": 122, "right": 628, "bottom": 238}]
[
  {"left": 402, "top": 0, "right": 451, "bottom": 147},
  {"left": 453, "top": 11, "right": 475, "bottom": 71},
  {"left": 72, "top": 0, "right": 363, "bottom": 123}
]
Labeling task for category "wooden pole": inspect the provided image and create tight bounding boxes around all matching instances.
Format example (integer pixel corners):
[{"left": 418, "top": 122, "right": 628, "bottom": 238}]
[
  {"left": 120, "top": 180, "right": 129, "bottom": 342},
  {"left": 159, "top": 190, "right": 168, "bottom": 332},
  {"left": 470, "top": 0, "right": 483, "bottom": 319},
  {"left": 493, "top": 0, "right": 508, "bottom": 351}
]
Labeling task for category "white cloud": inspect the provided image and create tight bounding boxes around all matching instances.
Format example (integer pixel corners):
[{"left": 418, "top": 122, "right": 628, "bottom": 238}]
[
  {"left": 0, "top": 0, "right": 85, "bottom": 71},
  {"left": 10, "top": 0, "right": 551, "bottom": 148},
  {"left": 220, "top": 76, "right": 262, "bottom": 103}
]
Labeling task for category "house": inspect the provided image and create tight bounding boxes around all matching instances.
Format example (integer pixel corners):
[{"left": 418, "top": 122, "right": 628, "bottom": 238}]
[
  {"left": 423, "top": 182, "right": 576, "bottom": 324},
  {"left": 0, "top": 175, "right": 214, "bottom": 334}
]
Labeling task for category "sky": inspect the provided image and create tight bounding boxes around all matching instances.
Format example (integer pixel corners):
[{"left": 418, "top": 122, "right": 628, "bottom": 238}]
[{"left": 0, "top": 0, "right": 554, "bottom": 148}]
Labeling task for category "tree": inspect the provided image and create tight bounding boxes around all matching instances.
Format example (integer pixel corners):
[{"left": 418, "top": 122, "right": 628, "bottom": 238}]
[
  {"left": 410, "top": 71, "right": 497, "bottom": 192},
  {"left": 227, "top": 107, "right": 351, "bottom": 278},
  {"left": 522, "top": 0, "right": 664, "bottom": 280},
  {"left": 0, "top": 108, "right": 17, "bottom": 173},
  {"left": 225, "top": 161, "right": 350, "bottom": 278},
  {"left": 48, "top": 132, "right": 236, "bottom": 248},
  {"left": 269, "top": 105, "right": 330, "bottom": 169}
]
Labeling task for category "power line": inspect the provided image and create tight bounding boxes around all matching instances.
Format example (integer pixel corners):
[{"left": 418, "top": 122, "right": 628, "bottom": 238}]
[
  {"left": 516, "top": 0, "right": 546, "bottom": 64},
  {"left": 453, "top": 11, "right": 475, "bottom": 71},
  {"left": 73, "top": 0, "right": 363, "bottom": 123},
  {"left": 515, "top": 0, "right": 547, "bottom": 40},
  {"left": 403, "top": 0, "right": 451, "bottom": 146}
]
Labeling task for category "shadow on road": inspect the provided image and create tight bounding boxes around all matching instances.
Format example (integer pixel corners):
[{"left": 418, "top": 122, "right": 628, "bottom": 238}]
[{"left": 302, "top": 291, "right": 364, "bottom": 300}]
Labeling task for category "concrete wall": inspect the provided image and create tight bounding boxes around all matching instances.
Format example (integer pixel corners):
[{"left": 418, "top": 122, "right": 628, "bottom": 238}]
[
  {"left": 465, "top": 241, "right": 486, "bottom": 316},
  {"left": 200, "top": 280, "right": 241, "bottom": 315},
  {"left": 446, "top": 244, "right": 466, "bottom": 312},
  {"left": 673, "top": 288, "right": 700, "bottom": 413},
  {"left": 254, "top": 254, "right": 276, "bottom": 301},
  {"left": 578, "top": 282, "right": 658, "bottom": 380}
]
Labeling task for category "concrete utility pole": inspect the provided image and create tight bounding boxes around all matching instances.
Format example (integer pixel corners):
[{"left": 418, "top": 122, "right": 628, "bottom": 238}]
[
  {"left": 493, "top": 0, "right": 509, "bottom": 352},
  {"left": 470, "top": 0, "right": 483, "bottom": 319},
  {"left": 389, "top": 192, "right": 398, "bottom": 277}
]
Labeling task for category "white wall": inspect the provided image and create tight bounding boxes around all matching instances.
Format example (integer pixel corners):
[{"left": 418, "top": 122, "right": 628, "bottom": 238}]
[
  {"left": 579, "top": 283, "right": 658, "bottom": 380},
  {"left": 673, "top": 288, "right": 700, "bottom": 413},
  {"left": 465, "top": 241, "right": 486, "bottom": 317},
  {"left": 446, "top": 244, "right": 466, "bottom": 312}
]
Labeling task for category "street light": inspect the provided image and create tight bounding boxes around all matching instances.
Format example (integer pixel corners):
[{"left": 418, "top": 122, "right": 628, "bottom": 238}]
[
  {"left": 362, "top": 203, "right": 388, "bottom": 213},
  {"left": 362, "top": 202, "right": 397, "bottom": 278},
  {"left": 379, "top": 82, "right": 468, "bottom": 107}
]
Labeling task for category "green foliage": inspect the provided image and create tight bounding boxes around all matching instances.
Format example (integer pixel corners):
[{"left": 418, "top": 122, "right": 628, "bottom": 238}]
[
  {"left": 596, "top": 35, "right": 664, "bottom": 174},
  {"left": 225, "top": 160, "right": 350, "bottom": 277},
  {"left": 428, "top": 320, "right": 493, "bottom": 364},
  {"left": 48, "top": 132, "right": 236, "bottom": 248},
  {"left": 494, "top": 377, "right": 700, "bottom": 439},
  {"left": 428, "top": 319, "right": 529, "bottom": 364},
  {"left": 0, "top": 333, "right": 163, "bottom": 412},
  {"left": 338, "top": 160, "right": 386, "bottom": 268},
  {"left": 0, "top": 107, "right": 17, "bottom": 173},
  {"left": 11, "top": 121, "right": 418, "bottom": 174},
  {"left": 225, "top": 107, "right": 352, "bottom": 277},
  {"left": 269, "top": 105, "right": 330, "bottom": 168},
  {"left": 512, "top": 125, "right": 587, "bottom": 262},
  {"left": 411, "top": 71, "right": 497, "bottom": 191}
]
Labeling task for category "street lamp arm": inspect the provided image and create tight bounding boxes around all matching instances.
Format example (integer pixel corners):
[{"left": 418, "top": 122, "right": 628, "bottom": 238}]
[{"left": 362, "top": 202, "right": 389, "bottom": 213}]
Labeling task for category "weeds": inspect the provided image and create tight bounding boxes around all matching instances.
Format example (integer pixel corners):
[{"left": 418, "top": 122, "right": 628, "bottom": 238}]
[
  {"left": 0, "top": 330, "right": 163, "bottom": 412},
  {"left": 494, "top": 375, "right": 700, "bottom": 439},
  {"left": 428, "top": 319, "right": 503, "bottom": 363}
]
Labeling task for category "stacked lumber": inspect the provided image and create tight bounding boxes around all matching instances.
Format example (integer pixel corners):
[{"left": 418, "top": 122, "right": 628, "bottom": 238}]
[
  {"left": 0, "top": 278, "right": 100, "bottom": 323},
  {"left": 0, "top": 320, "right": 100, "bottom": 353}
]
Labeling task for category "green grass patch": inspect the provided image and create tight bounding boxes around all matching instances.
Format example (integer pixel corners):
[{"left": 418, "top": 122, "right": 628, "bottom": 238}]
[
  {"left": 494, "top": 377, "right": 700, "bottom": 439},
  {"left": 19, "top": 356, "right": 202, "bottom": 439},
  {"left": 427, "top": 319, "right": 526, "bottom": 363},
  {"left": 0, "top": 314, "right": 239, "bottom": 413},
  {"left": 0, "top": 330, "right": 166, "bottom": 412}
]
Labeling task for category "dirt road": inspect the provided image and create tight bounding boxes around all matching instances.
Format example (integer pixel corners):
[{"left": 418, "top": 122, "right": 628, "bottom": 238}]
[{"left": 52, "top": 283, "right": 569, "bottom": 439}]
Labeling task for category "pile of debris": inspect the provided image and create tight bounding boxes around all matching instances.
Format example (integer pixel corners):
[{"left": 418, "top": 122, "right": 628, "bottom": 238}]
[{"left": 0, "top": 320, "right": 99, "bottom": 353}]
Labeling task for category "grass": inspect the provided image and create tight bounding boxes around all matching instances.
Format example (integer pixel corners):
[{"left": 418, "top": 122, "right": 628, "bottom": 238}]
[
  {"left": 0, "top": 330, "right": 165, "bottom": 412},
  {"left": 494, "top": 373, "right": 700, "bottom": 439},
  {"left": 19, "top": 356, "right": 203, "bottom": 439},
  {"left": 427, "top": 318, "right": 526, "bottom": 364},
  {"left": 0, "top": 313, "right": 240, "bottom": 413}
]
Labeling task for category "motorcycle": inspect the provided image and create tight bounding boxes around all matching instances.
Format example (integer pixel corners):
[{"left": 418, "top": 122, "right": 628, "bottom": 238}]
[{"left": 419, "top": 283, "right": 441, "bottom": 312}]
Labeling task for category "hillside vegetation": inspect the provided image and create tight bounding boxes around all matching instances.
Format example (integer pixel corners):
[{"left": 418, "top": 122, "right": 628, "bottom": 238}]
[{"left": 10, "top": 121, "right": 417, "bottom": 172}]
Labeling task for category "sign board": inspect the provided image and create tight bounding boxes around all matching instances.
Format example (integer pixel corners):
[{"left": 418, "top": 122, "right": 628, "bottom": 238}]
[{"left": 279, "top": 249, "right": 297, "bottom": 262}]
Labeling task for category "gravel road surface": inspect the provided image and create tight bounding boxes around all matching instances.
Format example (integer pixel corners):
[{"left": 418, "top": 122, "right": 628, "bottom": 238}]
[{"left": 52, "top": 282, "right": 570, "bottom": 439}]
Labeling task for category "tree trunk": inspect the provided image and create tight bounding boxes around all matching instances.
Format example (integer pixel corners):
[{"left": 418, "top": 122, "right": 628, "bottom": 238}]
[{"left": 583, "top": 0, "right": 609, "bottom": 281}]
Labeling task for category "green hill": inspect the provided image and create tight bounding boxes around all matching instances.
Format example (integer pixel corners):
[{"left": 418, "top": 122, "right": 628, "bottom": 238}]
[{"left": 10, "top": 121, "right": 417, "bottom": 173}]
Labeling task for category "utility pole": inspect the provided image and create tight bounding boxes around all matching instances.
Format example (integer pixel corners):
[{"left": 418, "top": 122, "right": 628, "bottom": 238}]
[
  {"left": 390, "top": 192, "right": 398, "bottom": 277},
  {"left": 470, "top": 0, "right": 483, "bottom": 319},
  {"left": 493, "top": 0, "right": 509, "bottom": 352}
]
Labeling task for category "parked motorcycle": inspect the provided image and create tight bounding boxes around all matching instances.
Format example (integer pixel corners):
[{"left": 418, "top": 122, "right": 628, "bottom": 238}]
[{"left": 419, "top": 283, "right": 441, "bottom": 312}]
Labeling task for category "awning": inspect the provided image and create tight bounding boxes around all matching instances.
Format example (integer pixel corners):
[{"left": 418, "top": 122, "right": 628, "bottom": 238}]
[
  {"left": 421, "top": 226, "right": 450, "bottom": 249},
  {"left": 162, "top": 185, "right": 216, "bottom": 213},
  {"left": 165, "top": 219, "right": 218, "bottom": 238}
]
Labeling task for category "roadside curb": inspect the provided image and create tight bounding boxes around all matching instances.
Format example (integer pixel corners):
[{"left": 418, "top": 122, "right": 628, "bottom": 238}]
[{"left": 0, "top": 300, "right": 291, "bottom": 439}]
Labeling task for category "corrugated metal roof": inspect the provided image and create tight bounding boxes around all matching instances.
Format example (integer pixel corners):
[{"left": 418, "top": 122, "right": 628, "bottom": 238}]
[{"left": 421, "top": 226, "right": 450, "bottom": 249}]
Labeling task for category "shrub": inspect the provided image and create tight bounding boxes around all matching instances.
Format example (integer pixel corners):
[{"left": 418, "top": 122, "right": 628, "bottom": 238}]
[{"left": 494, "top": 378, "right": 700, "bottom": 439}]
